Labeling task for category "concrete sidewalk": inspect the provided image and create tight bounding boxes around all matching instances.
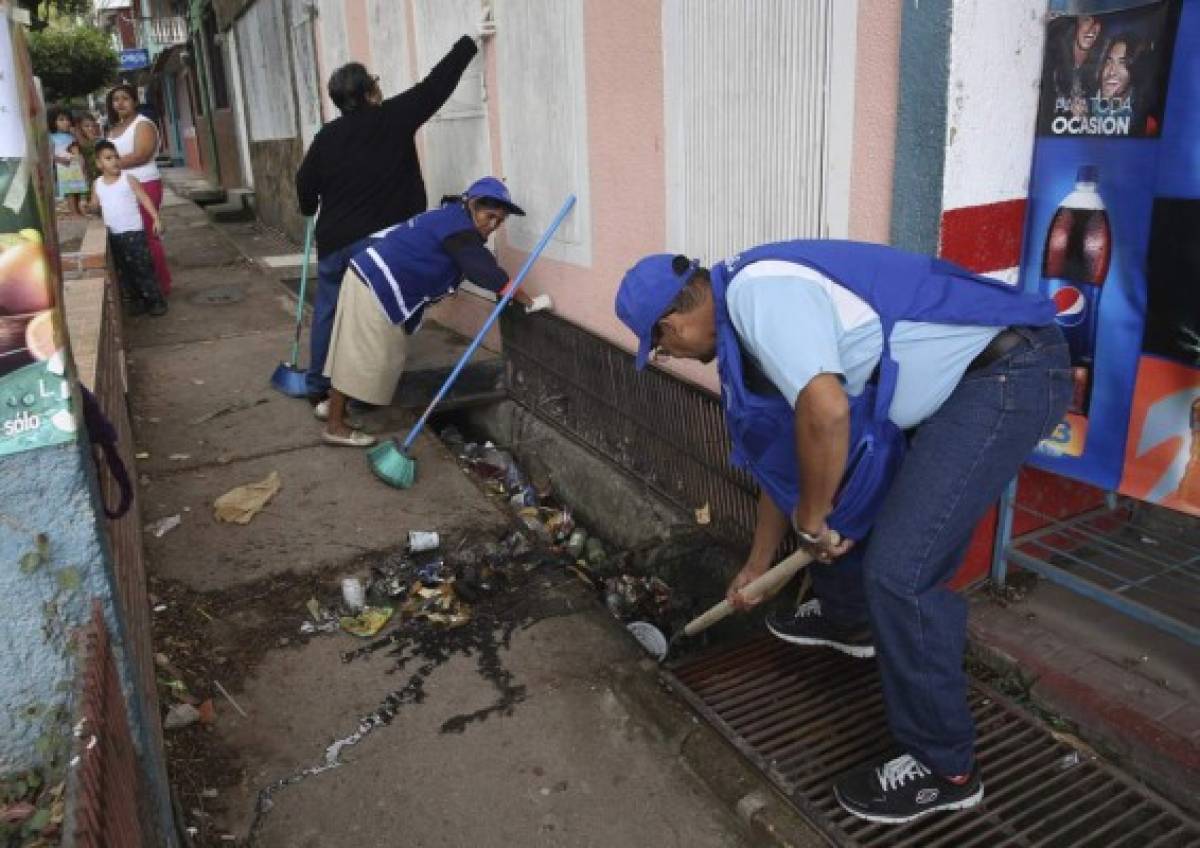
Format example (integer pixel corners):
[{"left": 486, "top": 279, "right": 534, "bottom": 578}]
[{"left": 125, "top": 189, "right": 805, "bottom": 847}]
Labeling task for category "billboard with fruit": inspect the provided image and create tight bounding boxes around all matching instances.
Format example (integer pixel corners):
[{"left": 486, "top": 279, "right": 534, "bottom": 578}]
[{"left": 0, "top": 11, "right": 76, "bottom": 457}]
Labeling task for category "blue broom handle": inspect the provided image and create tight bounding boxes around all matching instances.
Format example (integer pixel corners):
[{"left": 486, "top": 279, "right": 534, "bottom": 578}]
[
  {"left": 401, "top": 194, "right": 577, "bottom": 452},
  {"left": 290, "top": 216, "right": 315, "bottom": 367}
]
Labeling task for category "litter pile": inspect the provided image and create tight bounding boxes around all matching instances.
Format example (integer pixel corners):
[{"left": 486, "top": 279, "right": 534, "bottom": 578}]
[{"left": 437, "top": 425, "right": 689, "bottom": 659}]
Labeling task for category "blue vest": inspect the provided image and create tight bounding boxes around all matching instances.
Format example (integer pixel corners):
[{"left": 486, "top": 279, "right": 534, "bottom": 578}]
[
  {"left": 349, "top": 202, "right": 476, "bottom": 332},
  {"left": 711, "top": 240, "right": 1056, "bottom": 540}
]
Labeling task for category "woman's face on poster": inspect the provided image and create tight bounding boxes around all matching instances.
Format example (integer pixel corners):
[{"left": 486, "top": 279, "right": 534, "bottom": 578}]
[
  {"left": 1101, "top": 41, "right": 1132, "bottom": 98},
  {"left": 1075, "top": 16, "right": 1101, "bottom": 53}
]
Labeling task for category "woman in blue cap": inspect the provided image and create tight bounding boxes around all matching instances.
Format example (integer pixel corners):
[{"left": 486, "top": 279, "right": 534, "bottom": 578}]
[{"left": 319, "top": 177, "right": 551, "bottom": 446}]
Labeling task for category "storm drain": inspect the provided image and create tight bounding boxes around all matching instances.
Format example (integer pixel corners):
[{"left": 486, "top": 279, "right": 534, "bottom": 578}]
[{"left": 663, "top": 635, "right": 1200, "bottom": 847}]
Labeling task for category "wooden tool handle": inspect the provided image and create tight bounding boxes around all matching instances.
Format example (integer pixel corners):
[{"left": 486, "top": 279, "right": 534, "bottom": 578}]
[{"left": 684, "top": 548, "right": 815, "bottom": 636}]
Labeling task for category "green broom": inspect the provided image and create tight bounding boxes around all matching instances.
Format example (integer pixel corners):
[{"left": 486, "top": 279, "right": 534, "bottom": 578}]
[{"left": 368, "top": 194, "right": 577, "bottom": 488}]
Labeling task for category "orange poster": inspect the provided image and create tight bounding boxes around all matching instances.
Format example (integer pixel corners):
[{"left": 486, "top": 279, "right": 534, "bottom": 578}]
[{"left": 1119, "top": 356, "right": 1200, "bottom": 516}]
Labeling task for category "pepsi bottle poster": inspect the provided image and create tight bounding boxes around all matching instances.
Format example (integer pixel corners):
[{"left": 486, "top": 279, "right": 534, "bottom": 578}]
[
  {"left": 1118, "top": 1, "right": 1200, "bottom": 518},
  {"left": 1021, "top": 0, "right": 1187, "bottom": 498}
]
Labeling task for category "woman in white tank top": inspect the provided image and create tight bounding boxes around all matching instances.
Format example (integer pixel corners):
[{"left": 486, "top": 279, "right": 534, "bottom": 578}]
[{"left": 106, "top": 84, "right": 172, "bottom": 296}]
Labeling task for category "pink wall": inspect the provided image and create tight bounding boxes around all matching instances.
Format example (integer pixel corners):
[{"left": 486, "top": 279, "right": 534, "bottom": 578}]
[
  {"left": 343, "top": 0, "right": 370, "bottom": 65},
  {"left": 338, "top": 1, "right": 903, "bottom": 385},
  {"left": 434, "top": 0, "right": 669, "bottom": 362},
  {"left": 849, "top": 0, "right": 902, "bottom": 244}
]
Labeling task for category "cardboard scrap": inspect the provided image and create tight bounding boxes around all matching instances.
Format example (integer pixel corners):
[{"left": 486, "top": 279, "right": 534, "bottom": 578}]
[{"left": 213, "top": 471, "right": 280, "bottom": 525}]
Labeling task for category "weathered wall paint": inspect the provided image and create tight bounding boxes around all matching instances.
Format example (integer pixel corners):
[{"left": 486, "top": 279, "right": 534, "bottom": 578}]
[
  {"left": 248, "top": 139, "right": 306, "bottom": 239},
  {"left": 0, "top": 440, "right": 114, "bottom": 771},
  {"left": 890, "top": 0, "right": 953, "bottom": 255},
  {"left": 849, "top": 0, "right": 902, "bottom": 244},
  {"left": 939, "top": 0, "right": 1047, "bottom": 282},
  {"left": 305, "top": 0, "right": 905, "bottom": 393},
  {"left": 943, "top": 0, "right": 1046, "bottom": 214}
]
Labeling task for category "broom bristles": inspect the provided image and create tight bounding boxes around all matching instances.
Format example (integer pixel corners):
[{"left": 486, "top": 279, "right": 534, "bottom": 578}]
[{"left": 367, "top": 440, "right": 416, "bottom": 489}]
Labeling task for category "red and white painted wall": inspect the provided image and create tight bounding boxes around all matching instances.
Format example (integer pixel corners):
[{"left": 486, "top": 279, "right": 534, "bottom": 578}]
[{"left": 939, "top": 0, "right": 1047, "bottom": 283}]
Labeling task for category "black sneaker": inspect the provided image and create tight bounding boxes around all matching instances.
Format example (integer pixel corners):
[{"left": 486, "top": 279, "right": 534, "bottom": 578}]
[
  {"left": 765, "top": 599, "right": 875, "bottom": 658},
  {"left": 147, "top": 299, "right": 168, "bottom": 317},
  {"left": 835, "top": 754, "right": 984, "bottom": 824}
]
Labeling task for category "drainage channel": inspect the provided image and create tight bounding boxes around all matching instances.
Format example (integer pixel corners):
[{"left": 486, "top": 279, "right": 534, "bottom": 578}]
[{"left": 663, "top": 634, "right": 1200, "bottom": 847}]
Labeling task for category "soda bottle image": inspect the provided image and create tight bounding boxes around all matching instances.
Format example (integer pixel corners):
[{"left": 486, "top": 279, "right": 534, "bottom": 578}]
[
  {"left": 1041, "top": 165, "right": 1111, "bottom": 417},
  {"left": 1177, "top": 397, "right": 1200, "bottom": 508}
]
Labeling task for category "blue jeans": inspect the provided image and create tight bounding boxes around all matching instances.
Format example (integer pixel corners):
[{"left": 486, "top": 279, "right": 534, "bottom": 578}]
[
  {"left": 307, "top": 237, "right": 372, "bottom": 397},
  {"left": 810, "top": 324, "right": 1072, "bottom": 775}
]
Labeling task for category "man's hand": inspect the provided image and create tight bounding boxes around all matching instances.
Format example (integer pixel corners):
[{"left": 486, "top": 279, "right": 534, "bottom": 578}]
[
  {"left": 726, "top": 559, "right": 769, "bottom": 611},
  {"left": 793, "top": 518, "right": 854, "bottom": 564},
  {"left": 152, "top": 218, "right": 163, "bottom": 236}
]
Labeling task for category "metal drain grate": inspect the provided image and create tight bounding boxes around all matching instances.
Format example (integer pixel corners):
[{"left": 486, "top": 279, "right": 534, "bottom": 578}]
[{"left": 664, "top": 635, "right": 1200, "bottom": 847}]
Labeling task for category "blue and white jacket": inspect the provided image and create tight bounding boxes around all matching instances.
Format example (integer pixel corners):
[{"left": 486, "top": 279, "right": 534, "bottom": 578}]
[{"left": 348, "top": 201, "right": 506, "bottom": 333}]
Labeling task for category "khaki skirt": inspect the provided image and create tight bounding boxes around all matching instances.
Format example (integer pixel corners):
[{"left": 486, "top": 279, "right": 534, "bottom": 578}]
[{"left": 323, "top": 271, "right": 408, "bottom": 406}]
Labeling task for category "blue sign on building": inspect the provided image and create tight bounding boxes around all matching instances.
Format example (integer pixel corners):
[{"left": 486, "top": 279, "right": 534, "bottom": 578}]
[{"left": 118, "top": 48, "right": 150, "bottom": 72}]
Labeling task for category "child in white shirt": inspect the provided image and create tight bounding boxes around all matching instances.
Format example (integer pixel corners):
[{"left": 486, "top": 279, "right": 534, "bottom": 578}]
[{"left": 88, "top": 140, "right": 167, "bottom": 316}]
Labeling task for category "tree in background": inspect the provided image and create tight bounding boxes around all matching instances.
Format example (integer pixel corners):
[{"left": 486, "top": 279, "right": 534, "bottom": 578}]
[
  {"left": 28, "top": 25, "right": 118, "bottom": 102},
  {"left": 16, "top": 0, "right": 91, "bottom": 31}
]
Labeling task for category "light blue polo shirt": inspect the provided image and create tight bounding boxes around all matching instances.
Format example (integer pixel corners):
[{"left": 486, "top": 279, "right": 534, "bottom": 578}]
[{"left": 725, "top": 260, "right": 1000, "bottom": 430}]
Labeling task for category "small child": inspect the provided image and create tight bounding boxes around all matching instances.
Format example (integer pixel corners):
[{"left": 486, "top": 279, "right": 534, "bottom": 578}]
[
  {"left": 75, "top": 113, "right": 102, "bottom": 183},
  {"left": 88, "top": 140, "right": 168, "bottom": 316},
  {"left": 49, "top": 108, "right": 88, "bottom": 215}
]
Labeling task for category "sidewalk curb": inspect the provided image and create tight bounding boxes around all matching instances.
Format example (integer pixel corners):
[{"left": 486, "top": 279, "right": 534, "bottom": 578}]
[
  {"left": 162, "top": 183, "right": 304, "bottom": 297},
  {"left": 609, "top": 657, "right": 830, "bottom": 848}
]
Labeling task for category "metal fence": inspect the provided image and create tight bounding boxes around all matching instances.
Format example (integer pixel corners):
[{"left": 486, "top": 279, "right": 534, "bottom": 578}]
[
  {"left": 70, "top": 603, "right": 144, "bottom": 848},
  {"left": 502, "top": 309, "right": 760, "bottom": 546}
]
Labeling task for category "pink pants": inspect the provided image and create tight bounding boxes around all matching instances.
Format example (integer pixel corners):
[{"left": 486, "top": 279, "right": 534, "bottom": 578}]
[{"left": 137, "top": 178, "right": 172, "bottom": 296}]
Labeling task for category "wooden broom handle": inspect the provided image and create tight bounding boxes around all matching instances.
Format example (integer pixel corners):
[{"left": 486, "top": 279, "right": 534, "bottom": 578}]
[{"left": 683, "top": 547, "right": 817, "bottom": 636}]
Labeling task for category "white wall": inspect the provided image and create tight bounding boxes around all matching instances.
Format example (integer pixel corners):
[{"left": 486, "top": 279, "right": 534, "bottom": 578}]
[
  {"left": 367, "top": 0, "right": 414, "bottom": 99},
  {"left": 495, "top": 0, "right": 591, "bottom": 265},
  {"left": 235, "top": 0, "right": 297, "bottom": 142},
  {"left": 412, "top": 0, "right": 491, "bottom": 203},
  {"left": 662, "top": 0, "right": 857, "bottom": 261},
  {"left": 943, "top": 1, "right": 1046, "bottom": 212},
  {"left": 289, "top": 0, "right": 323, "bottom": 147},
  {"left": 316, "top": 0, "right": 352, "bottom": 118}
]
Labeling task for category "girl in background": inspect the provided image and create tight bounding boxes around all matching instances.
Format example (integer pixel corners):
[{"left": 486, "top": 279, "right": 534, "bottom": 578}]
[{"left": 49, "top": 108, "right": 88, "bottom": 215}]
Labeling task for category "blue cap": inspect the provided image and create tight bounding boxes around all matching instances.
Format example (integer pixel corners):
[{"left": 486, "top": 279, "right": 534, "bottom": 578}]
[
  {"left": 615, "top": 254, "right": 697, "bottom": 369},
  {"left": 464, "top": 176, "right": 525, "bottom": 216}
]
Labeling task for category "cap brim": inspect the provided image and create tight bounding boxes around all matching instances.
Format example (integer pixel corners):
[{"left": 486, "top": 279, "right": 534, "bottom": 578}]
[
  {"left": 634, "top": 336, "right": 652, "bottom": 370},
  {"left": 497, "top": 200, "right": 525, "bottom": 216}
]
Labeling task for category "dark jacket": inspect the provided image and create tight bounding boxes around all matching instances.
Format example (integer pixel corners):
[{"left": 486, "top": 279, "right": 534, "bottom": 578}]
[{"left": 296, "top": 36, "right": 477, "bottom": 256}]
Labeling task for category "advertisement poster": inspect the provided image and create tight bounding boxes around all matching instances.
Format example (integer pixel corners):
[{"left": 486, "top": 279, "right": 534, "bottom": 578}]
[
  {"left": 1022, "top": 0, "right": 1186, "bottom": 497},
  {"left": 0, "top": 11, "right": 76, "bottom": 457},
  {"left": 1118, "top": 1, "right": 1200, "bottom": 517},
  {"left": 1036, "top": 2, "right": 1177, "bottom": 138}
]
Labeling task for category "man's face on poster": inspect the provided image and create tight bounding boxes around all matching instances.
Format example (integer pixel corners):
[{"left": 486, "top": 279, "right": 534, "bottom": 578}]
[{"left": 1075, "top": 16, "right": 1101, "bottom": 54}]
